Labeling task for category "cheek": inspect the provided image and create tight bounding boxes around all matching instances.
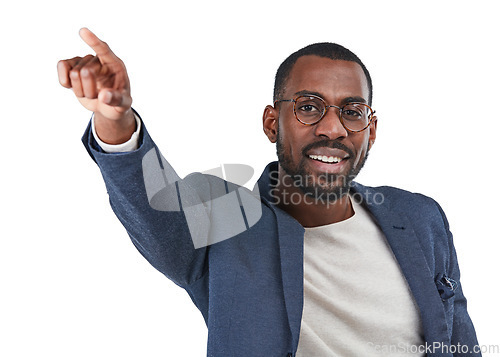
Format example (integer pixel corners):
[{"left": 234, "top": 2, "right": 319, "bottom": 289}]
[
  {"left": 350, "top": 135, "right": 370, "bottom": 164},
  {"left": 279, "top": 122, "right": 304, "bottom": 158}
]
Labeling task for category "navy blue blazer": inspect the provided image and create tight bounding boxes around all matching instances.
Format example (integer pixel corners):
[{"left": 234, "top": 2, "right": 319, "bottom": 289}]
[{"left": 83, "top": 121, "right": 480, "bottom": 357}]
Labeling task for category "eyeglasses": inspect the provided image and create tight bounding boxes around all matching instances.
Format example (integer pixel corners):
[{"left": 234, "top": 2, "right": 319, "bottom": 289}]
[{"left": 274, "top": 95, "right": 376, "bottom": 133}]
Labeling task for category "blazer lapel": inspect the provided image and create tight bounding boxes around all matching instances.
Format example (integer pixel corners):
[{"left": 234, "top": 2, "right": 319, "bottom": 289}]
[
  {"left": 351, "top": 183, "right": 450, "bottom": 344},
  {"left": 257, "top": 163, "right": 305, "bottom": 351},
  {"left": 272, "top": 204, "right": 305, "bottom": 352}
]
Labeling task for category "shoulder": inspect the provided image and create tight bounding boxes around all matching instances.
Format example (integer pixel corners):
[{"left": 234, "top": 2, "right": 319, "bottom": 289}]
[
  {"left": 351, "top": 182, "right": 450, "bottom": 230},
  {"left": 352, "top": 182, "right": 441, "bottom": 210},
  {"left": 352, "top": 183, "right": 456, "bottom": 281}
]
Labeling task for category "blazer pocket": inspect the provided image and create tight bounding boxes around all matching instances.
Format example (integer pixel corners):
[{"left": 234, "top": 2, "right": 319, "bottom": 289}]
[
  {"left": 435, "top": 272, "right": 458, "bottom": 300},
  {"left": 435, "top": 273, "right": 457, "bottom": 336}
]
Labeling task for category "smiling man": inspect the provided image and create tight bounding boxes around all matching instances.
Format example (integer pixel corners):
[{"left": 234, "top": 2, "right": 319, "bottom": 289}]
[
  {"left": 58, "top": 29, "right": 481, "bottom": 356},
  {"left": 264, "top": 54, "right": 376, "bottom": 227}
]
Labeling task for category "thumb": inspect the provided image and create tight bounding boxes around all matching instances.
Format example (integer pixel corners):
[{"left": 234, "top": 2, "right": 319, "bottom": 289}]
[{"left": 98, "top": 88, "right": 132, "bottom": 109}]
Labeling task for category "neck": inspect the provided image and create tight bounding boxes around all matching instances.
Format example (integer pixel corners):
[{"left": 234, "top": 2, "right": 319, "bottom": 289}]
[{"left": 274, "top": 166, "right": 354, "bottom": 227}]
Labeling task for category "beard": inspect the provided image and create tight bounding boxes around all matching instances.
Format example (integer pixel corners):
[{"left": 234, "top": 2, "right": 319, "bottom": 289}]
[{"left": 276, "top": 133, "right": 369, "bottom": 203}]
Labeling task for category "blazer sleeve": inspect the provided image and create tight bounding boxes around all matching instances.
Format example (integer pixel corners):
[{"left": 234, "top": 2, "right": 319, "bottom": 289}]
[
  {"left": 82, "top": 117, "right": 208, "bottom": 288},
  {"left": 434, "top": 200, "right": 481, "bottom": 356}
]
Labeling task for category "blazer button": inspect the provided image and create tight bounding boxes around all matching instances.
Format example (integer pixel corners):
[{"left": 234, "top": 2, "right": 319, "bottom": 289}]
[{"left": 286, "top": 354, "right": 293, "bottom": 357}]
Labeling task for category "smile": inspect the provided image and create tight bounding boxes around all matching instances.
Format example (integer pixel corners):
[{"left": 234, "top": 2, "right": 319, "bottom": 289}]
[{"left": 308, "top": 154, "right": 344, "bottom": 164}]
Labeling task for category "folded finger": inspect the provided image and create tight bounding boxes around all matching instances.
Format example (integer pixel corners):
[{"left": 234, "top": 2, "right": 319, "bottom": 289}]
[
  {"left": 81, "top": 66, "right": 97, "bottom": 99},
  {"left": 69, "top": 55, "right": 95, "bottom": 97},
  {"left": 57, "top": 57, "right": 81, "bottom": 88},
  {"left": 79, "top": 57, "right": 103, "bottom": 98}
]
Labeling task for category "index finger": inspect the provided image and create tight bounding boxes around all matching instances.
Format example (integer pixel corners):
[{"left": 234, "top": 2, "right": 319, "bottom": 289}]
[{"left": 79, "top": 27, "right": 119, "bottom": 64}]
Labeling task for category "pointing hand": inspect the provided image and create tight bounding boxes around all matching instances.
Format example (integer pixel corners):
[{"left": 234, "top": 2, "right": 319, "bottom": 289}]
[{"left": 58, "top": 28, "right": 135, "bottom": 143}]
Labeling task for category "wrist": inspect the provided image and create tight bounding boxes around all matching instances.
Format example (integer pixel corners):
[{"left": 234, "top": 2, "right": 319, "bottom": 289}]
[{"left": 93, "top": 109, "right": 136, "bottom": 145}]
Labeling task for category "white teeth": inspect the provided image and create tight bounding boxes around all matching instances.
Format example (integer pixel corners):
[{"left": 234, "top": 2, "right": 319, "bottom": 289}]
[{"left": 309, "top": 155, "right": 343, "bottom": 163}]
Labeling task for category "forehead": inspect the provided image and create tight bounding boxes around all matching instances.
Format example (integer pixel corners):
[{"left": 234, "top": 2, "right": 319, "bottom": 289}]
[{"left": 285, "top": 55, "right": 369, "bottom": 102}]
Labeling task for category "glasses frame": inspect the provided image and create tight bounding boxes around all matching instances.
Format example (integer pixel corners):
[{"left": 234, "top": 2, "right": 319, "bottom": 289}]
[{"left": 274, "top": 94, "right": 376, "bottom": 133}]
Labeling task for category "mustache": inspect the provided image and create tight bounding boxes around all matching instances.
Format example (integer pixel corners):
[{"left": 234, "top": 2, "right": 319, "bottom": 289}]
[{"left": 301, "top": 140, "right": 354, "bottom": 158}]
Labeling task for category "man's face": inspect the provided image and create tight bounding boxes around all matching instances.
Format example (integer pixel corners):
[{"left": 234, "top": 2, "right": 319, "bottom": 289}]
[{"left": 265, "top": 55, "right": 377, "bottom": 201}]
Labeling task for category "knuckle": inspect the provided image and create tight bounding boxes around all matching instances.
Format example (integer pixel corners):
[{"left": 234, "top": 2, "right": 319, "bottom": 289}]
[
  {"left": 80, "top": 68, "right": 90, "bottom": 77},
  {"left": 57, "top": 59, "right": 72, "bottom": 71},
  {"left": 69, "top": 69, "right": 79, "bottom": 79}
]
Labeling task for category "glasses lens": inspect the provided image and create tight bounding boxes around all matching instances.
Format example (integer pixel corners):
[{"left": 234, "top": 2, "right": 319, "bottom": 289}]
[
  {"left": 294, "top": 96, "right": 325, "bottom": 124},
  {"left": 341, "top": 103, "right": 372, "bottom": 131}
]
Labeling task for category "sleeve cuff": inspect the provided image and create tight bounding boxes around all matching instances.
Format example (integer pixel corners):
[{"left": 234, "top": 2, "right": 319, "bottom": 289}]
[{"left": 91, "top": 112, "right": 142, "bottom": 153}]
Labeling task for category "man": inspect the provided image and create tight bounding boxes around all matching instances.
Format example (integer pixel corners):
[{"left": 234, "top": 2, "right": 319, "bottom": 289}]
[{"left": 58, "top": 28, "right": 480, "bottom": 356}]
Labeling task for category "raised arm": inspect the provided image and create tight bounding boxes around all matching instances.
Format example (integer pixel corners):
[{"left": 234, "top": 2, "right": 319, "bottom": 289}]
[
  {"left": 57, "top": 29, "right": 205, "bottom": 287},
  {"left": 58, "top": 29, "right": 262, "bottom": 293}
]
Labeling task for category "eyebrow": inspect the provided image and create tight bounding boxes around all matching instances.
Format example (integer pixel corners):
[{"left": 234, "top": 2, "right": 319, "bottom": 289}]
[{"left": 293, "top": 90, "right": 367, "bottom": 105}]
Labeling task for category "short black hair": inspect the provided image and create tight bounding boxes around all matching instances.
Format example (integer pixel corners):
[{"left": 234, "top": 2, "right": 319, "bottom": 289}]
[{"left": 273, "top": 42, "right": 373, "bottom": 105}]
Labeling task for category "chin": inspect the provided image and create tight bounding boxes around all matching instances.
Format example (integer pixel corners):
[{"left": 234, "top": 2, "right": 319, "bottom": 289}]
[{"left": 298, "top": 175, "right": 352, "bottom": 203}]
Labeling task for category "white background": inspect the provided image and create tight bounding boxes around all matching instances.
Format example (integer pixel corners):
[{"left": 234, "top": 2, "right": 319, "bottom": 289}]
[{"left": 2, "top": 0, "right": 499, "bottom": 355}]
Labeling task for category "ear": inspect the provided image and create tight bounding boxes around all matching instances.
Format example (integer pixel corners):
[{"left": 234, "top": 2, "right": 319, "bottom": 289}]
[
  {"left": 368, "top": 115, "right": 377, "bottom": 150},
  {"left": 263, "top": 104, "right": 279, "bottom": 143}
]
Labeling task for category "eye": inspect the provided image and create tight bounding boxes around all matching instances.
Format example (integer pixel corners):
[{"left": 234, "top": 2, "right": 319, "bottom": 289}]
[
  {"left": 343, "top": 109, "right": 362, "bottom": 119},
  {"left": 298, "top": 104, "right": 320, "bottom": 113},
  {"left": 295, "top": 97, "right": 324, "bottom": 117},
  {"left": 342, "top": 104, "right": 366, "bottom": 121}
]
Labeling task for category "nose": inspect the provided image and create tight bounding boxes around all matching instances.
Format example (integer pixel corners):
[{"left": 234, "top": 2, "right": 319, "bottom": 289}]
[{"left": 313, "top": 106, "right": 348, "bottom": 140}]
